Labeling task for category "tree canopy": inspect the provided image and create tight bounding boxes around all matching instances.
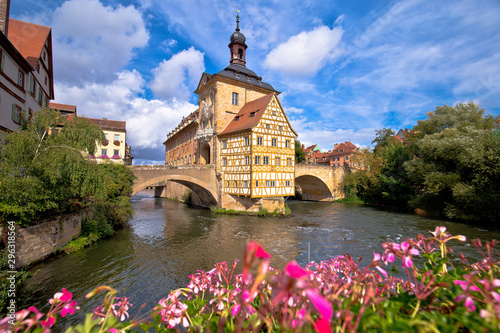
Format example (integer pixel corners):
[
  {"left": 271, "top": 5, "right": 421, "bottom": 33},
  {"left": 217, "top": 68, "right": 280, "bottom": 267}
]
[
  {"left": 346, "top": 102, "right": 500, "bottom": 225},
  {"left": 371, "top": 128, "right": 396, "bottom": 149},
  {"left": 295, "top": 140, "right": 306, "bottom": 163},
  {"left": 0, "top": 109, "right": 117, "bottom": 225}
]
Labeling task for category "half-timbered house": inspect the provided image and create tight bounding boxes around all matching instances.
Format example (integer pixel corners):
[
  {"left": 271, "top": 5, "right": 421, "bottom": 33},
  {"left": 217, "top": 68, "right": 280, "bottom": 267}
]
[{"left": 219, "top": 93, "right": 296, "bottom": 198}]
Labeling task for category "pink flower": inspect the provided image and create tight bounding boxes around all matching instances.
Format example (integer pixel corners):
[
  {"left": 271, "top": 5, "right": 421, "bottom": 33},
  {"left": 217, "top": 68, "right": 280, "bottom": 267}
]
[
  {"left": 430, "top": 226, "right": 466, "bottom": 243},
  {"left": 464, "top": 296, "right": 476, "bottom": 312},
  {"left": 157, "top": 291, "right": 189, "bottom": 329},
  {"left": 41, "top": 316, "right": 55, "bottom": 328},
  {"left": 456, "top": 295, "right": 477, "bottom": 312},
  {"left": 27, "top": 306, "right": 44, "bottom": 321},
  {"left": 111, "top": 297, "right": 132, "bottom": 321},
  {"left": 242, "top": 241, "right": 271, "bottom": 283},
  {"left": 49, "top": 288, "right": 73, "bottom": 304},
  {"left": 231, "top": 304, "right": 240, "bottom": 317},
  {"left": 285, "top": 261, "right": 309, "bottom": 279},
  {"left": 312, "top": 317, "right": 331, "bottom": 333},
  {"left": 291, "top": 308, "right": 306, "bottom": 328},
  {"left": 401, "top": 242, "right": 419, "bottom": 268},
  {"left": 305, "top": 289, "right": 333, "bottom": 320},
  {"left": 430, "top": 226, "right": 448, "bottom": 239},
  {"left": 372, "top": 253, "right": 388, "bottom": 278},
  {"left": 61, "top": 300, "right": 79, "bottom": 317}
]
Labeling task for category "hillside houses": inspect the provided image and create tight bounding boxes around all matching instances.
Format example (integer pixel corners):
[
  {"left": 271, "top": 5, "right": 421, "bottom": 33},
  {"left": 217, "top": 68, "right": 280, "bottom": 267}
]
[{"left": 303, "top": 141, "right": 362, "bottom": 168}]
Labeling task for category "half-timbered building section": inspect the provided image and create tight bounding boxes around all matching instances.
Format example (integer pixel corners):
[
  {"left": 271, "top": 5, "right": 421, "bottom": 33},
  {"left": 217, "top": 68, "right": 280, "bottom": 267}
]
[
  {"left": 0, "top": 3, "right": 54, "bottom": 132},
  {"left": 219, "top": 93, "right": 297, "bottom": 198},
  {"left": 219, "top": 130, "right": 252, "bottom": 196}
]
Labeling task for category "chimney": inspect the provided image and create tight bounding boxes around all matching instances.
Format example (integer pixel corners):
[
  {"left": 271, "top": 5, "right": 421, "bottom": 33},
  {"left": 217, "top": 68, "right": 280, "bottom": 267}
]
[
  {"left": 302, "top": 144, "right": 305, "bottom": 150},
  {"left": 0, "top": 0, "right": 10, "bottom": 36}
]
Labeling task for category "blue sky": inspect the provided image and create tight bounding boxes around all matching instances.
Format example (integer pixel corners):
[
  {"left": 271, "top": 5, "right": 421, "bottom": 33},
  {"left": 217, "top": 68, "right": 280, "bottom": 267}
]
[{"left": 11, "top": 0, "right": 500, "bottom": 164}]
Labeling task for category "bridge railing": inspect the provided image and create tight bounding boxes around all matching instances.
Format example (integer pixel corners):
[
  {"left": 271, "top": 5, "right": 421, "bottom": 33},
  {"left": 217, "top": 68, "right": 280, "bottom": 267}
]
[{"left": 130, "top": 164, "right": 215, "bottom": 171}]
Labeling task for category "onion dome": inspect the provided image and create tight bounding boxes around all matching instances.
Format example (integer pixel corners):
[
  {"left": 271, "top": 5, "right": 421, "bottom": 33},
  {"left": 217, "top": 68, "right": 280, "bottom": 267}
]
[{"left": 230, "top": 14, "right": 246, "bottom": 43}]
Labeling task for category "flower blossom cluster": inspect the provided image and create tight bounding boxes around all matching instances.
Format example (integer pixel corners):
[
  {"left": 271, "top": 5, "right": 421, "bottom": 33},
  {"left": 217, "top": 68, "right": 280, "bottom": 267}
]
[{"left": 1, "top": 226, "right": 499, "bottom": 332}]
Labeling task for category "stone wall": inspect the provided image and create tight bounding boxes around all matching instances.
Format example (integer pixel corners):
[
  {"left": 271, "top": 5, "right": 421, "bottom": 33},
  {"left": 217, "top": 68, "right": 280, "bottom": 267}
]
[
  {"left": 159, "top": 181, "right": 191, "bottom": 201},
  {"left": 221, "top": 193, "right": 285, "bottom": 213},
  {"left": 14, "top": 210, "right": 92, "bottom": 268}
]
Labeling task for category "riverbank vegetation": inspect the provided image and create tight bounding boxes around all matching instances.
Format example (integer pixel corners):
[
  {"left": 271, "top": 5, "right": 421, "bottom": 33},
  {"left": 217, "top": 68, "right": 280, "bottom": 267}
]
[
  {"left": 2, "top": 227, "right": 499, "bottom": 332},
  {"left": 211, "top": 204, "right": 291, "bottom": 216},
  {"left": 0, "top": 109, "right": 135, "bottom": 315},
  {"left": 345, "top": 102, "right": 500, "bottom": 225}
]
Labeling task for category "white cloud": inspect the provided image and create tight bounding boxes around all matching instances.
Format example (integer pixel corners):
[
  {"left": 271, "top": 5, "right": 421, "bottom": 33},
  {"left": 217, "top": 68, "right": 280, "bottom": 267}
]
[
  {"left": 54, "top": 69, "right": 197, "bottom": 157},
  {"left": 51, "top": 0, "right": 149, "bottom": 85},
  {"left": 149, "top": 47, "right": 205, "bottom": 100},
  {"left": 161, "top": 38, "right": 178, "bottom": 52},
  {"left": 285, "top": 106, "right": 304, "bottom": 114},
  {"left": 263, "top": 25, "right": 343, "bottom": 76}
]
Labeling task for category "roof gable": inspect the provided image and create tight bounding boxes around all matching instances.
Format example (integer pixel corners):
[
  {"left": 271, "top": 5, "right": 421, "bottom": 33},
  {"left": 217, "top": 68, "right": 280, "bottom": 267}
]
[
  {"left": 219, "top": 93, "right": 298, "bottom": 137},
  {"left": 8, "top": 19, "right": 51, "bottom": 68},
  {"left": 219, "top": 93, "right": 274, "bottom": 135},
  {"left": 194, "top": 72, "right": 213, "bottom": 93}
]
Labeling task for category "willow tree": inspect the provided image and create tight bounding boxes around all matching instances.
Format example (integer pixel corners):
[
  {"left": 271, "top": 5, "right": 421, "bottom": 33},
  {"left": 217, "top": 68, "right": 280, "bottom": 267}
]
[{"left": 0, "top": 109, "right": 105, "bottom": 225}]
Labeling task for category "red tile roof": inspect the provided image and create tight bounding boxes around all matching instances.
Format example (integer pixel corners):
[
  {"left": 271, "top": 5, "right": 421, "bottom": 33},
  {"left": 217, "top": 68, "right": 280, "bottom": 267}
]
[
  {"left": 304, "top": 145, "right": 318, "bottom": 153},
  {"left": 86, "top": 117, "right": 126, "bottom": 131},
  {"left": 344, "top": 141, "right": 356, "bottom": 150},
  {"left": 49, "top": 102, "right": 76, "bottom": 113},
  {"left": 219, "top": 93, "right": 274, "bottom": 135},
  {"left": 7, "top": 19, "right": 51, "bottom": 68}
]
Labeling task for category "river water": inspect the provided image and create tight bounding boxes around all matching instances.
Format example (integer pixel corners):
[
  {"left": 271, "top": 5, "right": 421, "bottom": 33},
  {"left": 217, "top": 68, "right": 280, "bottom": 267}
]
[{"left": 27, "top": 190, "right": 500, "bottom": 328}]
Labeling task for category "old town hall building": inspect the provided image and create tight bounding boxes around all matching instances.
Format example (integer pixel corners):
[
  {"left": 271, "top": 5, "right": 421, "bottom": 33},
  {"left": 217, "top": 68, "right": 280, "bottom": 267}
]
[{"left": 164, "top": 15, "right": 297, "bottom": 209}]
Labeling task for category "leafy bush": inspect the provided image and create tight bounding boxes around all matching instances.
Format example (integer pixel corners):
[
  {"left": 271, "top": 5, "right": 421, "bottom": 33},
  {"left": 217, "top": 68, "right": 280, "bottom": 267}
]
[
  {"left": 3, "top": 227, "right": 499, "bottom": 332},
  {"left": 0, "top": 109, "right": 105, "bottom": 226},
  {"left": 347, "top": 102, "right": 500, "bottom": 223}
]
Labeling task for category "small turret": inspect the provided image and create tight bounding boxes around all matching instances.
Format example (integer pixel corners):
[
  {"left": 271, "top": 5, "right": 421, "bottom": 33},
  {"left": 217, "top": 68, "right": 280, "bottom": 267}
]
[{"left": 228, "top": 14, "right": 247, "bottom": 66}]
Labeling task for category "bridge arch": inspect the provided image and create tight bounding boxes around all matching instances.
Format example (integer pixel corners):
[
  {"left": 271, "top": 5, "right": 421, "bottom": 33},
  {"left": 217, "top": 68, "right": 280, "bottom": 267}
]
[
  {"left": 295, "top": 175, "right": 334, "bottom": 202},
  {"left": 132, "top": 174, "right": 219, "bottom": 208}
]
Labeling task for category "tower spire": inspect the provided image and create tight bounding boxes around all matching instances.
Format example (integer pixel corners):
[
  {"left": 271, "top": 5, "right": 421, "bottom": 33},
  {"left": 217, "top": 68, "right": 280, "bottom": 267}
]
[{"left": 229, "top": 12, "right": 247, "bottom": 66}]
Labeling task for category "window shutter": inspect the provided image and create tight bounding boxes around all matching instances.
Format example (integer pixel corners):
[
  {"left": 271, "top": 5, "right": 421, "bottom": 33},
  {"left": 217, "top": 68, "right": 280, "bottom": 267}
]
[{"left": 11, "top": 105, "right": 19, "bottom": 123}]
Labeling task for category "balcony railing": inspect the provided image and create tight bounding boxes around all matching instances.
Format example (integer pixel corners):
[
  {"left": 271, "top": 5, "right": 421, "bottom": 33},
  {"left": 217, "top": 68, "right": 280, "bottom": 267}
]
[{"left": 196, "top": 128, "right": 214, "bottom": 143}]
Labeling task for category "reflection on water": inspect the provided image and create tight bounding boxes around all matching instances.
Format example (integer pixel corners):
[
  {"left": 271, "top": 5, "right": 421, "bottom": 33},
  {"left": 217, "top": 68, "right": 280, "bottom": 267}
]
[{"left": 27, "top": 190, "right": 500, "bottom": 329}]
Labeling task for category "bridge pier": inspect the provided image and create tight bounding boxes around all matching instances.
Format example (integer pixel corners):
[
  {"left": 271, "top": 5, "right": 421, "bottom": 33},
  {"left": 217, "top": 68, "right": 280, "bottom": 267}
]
[{"left": 154, "top": 186, "right": 165, "bottom": 197}]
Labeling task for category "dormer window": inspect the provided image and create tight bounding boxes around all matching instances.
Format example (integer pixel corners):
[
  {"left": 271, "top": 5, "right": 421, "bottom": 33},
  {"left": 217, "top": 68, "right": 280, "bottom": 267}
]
[
  {"left": 235, "top": 116, "right": 240, "bottom": 121},
  {"left": 250, "top": 112, "right": 256, "bottom": 117}
]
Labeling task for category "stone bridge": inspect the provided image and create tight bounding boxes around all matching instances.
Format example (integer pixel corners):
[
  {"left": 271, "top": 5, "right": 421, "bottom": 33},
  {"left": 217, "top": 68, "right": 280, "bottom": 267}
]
[
  {"left": 130, "top": 164, "right": 345, "bottom": 208},
  {"left": 131, "top": 165, "right": 220, "bottom": 207},
  {"left": 294, "top": 164, "right": 345, "bottom": 201}
]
